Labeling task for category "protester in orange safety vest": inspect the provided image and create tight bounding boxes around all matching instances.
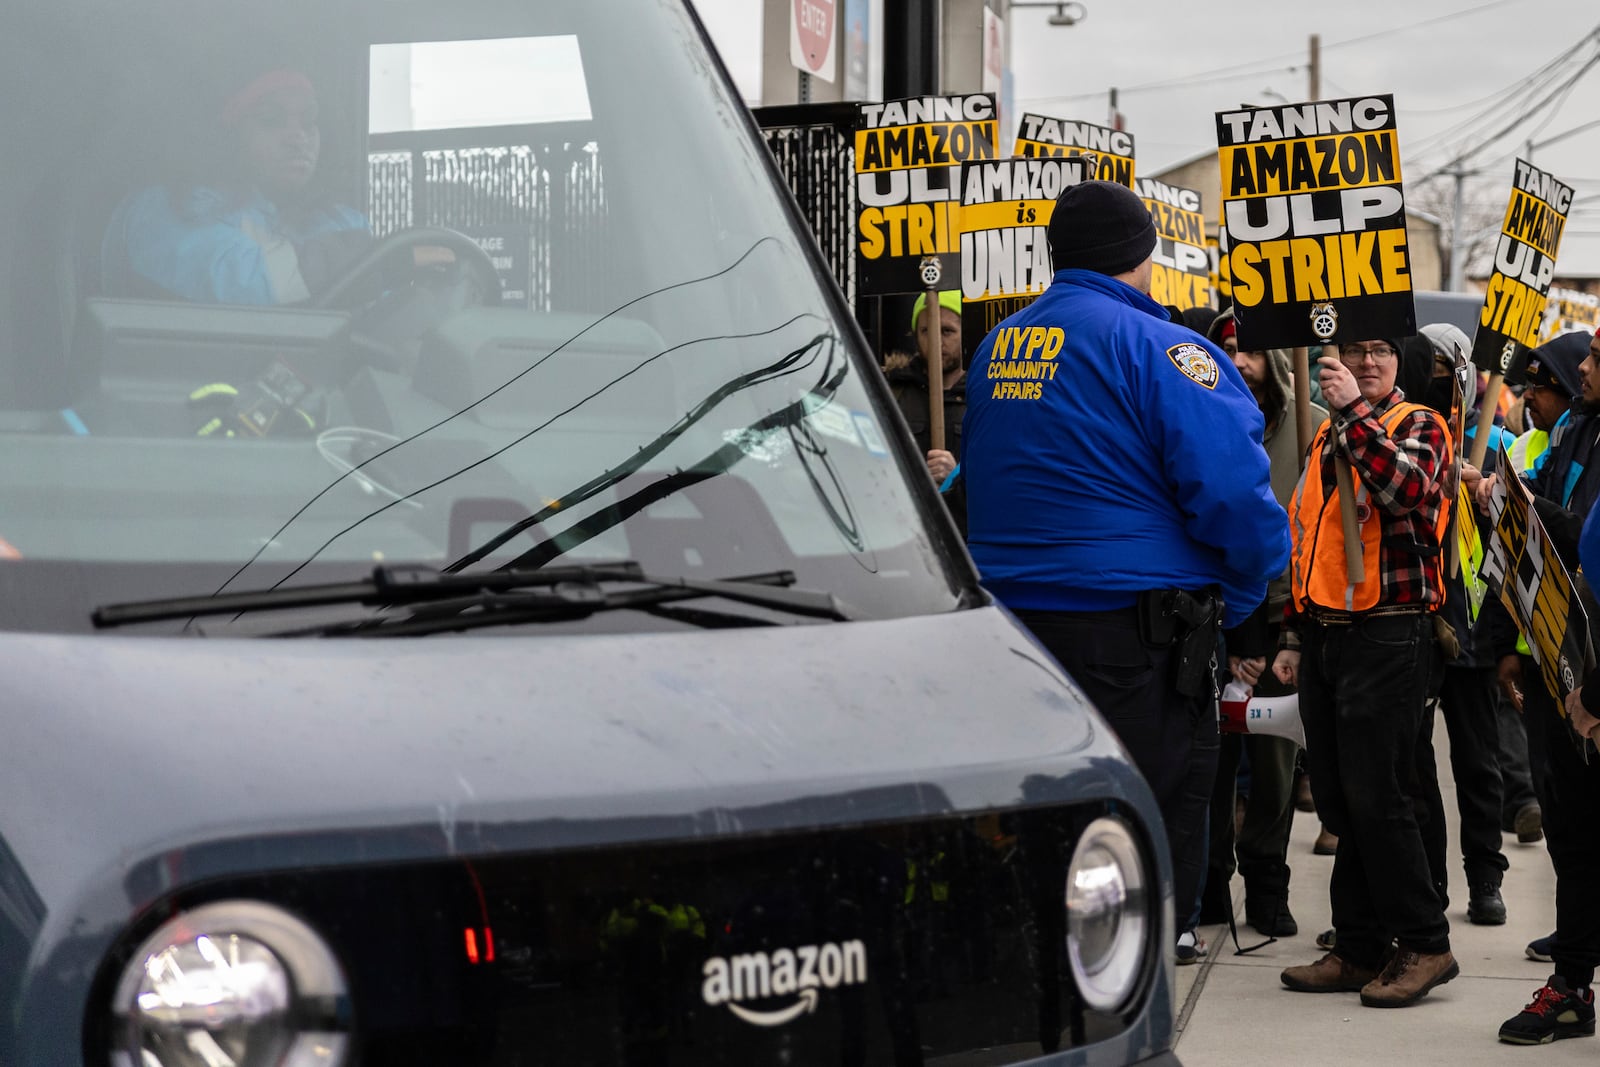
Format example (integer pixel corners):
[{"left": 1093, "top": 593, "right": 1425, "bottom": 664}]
[{"left": 1273, "top": 337, "right": 1458, "bottom": 1010}]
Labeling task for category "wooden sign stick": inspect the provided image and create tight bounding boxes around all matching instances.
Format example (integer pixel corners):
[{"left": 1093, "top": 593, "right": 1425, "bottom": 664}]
[
  {"left": 1293, "top": 346, "right": 1313, "bottom": 464},
  {"left": 922, "top": 287, "right": 945, "bottom": 452},
  {"left": 1469, "top": 372, "right": 1505, "bottom": 470}
]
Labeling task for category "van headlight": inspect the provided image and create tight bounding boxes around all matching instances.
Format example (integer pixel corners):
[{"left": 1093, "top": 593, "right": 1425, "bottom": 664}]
[
  {"left": 1065, "top": 816, "right": 1149, "bottom": 1012},
  {"left": 110, "top": 900, "right": 350, "bottom": 1067}
]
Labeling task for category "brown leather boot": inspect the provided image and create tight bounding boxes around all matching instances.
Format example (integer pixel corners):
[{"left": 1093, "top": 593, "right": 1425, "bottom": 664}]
[
  {"left": 1312, "top": 826, "right": 1338, "bottom": 855},
  {"left": 1359, "top": 948, "right": 1460, "bottom": 1008},
  {"left": 1281, "top": 952, "right": 1380, "bottom": 993}
]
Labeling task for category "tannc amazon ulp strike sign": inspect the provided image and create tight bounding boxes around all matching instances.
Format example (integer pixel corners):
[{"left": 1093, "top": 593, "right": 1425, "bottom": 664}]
[
  {"left": 1014, "top": 112, "right": 1134, "bottom": 188},
  {"left": 1472, "top": 160, "right": 1575, "bottom": 374},
  {"left": 1137, "top": 177, "right": 1210, "bottom": 311},
  {"left": 854, "top": 94, "right": 998, "bottom": 296},
  {"left": 1215, "top": 95, "right": 1415, "bottom": 351}
]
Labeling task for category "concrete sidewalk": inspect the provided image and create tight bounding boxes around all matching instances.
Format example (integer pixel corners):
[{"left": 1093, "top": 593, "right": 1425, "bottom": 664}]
[{"left": 1173, "top": 719, "right": 1591, "bottom": 1065}]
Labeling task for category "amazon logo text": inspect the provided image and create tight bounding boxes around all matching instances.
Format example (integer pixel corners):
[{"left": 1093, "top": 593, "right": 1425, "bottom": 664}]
[{"left": 701, "top": 940, "right": 868, "bottom": 1026}]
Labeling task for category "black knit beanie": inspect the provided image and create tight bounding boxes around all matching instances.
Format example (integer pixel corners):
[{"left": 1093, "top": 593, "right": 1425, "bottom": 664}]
[{"left": 1048, "top": 180, "right": 1159, "bottom": 275}]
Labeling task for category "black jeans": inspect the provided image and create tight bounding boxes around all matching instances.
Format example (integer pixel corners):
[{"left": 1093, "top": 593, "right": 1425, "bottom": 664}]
[
  {"left": 1300, "top": 612, "right": 1451, "bottom": 965},
  {"left": 1522, "top": 668, "right": 1600, "bottom": 988},
  {"left": 1435, "top": 665, "right": 1510, "bottom": 888},
  {"left": 1014, "top": 607, "right": 1219, "bottom": 932}
]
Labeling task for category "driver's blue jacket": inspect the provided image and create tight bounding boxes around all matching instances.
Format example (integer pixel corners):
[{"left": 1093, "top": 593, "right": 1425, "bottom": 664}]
[
  {"left": 101, "top": 186, "right": 368, "bottom": 305},
  {"left": 962, "top": 269, "right": 1288, "bottom": 628}
]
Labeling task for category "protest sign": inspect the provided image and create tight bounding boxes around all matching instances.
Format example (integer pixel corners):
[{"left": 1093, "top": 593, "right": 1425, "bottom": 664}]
[
  {"left": 855, "top": 94, "right": 998, "bottom": 296},
  {"left": 1207, "top": 229, "right": 1232, "bottom": 306},
  {"left": 1472, "top": 160, "right": 1574, "bottom": 374},
  {"left": 1138, "top": 177, "right": 1211, "bottom": 311},
  {"left": 957, "top": 156, "right": 1090, "bottom": 360},
  {"left": 1215, "top": 95, "right": 1415, "bottom": 352},
  {"left": 1014, "top": 112, "right": 1134, "bottom": 187},
  {"left": 1480, "top": 448, "right": 1595, "bottom": 704},
  {"left": 1541, "top": 286, "right": 1600, "bottom": 344}
]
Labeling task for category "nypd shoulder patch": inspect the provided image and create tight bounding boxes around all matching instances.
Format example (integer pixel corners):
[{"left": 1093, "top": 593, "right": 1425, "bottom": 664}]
[{"left": 1166, "top": 342, "right": 1219, "bottom": 389}]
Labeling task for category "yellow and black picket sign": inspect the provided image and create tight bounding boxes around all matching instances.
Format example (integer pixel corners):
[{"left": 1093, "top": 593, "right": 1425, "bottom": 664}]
[
  {"left": 1138, "top": 177, "right": 1210, "bottom": 312},
  {"left": 1480, "top": 448, "right": 1596, "bottom": 703},
  {"left": 1207, "top": 231, "right": 1232, "bottom": 305},
  {"left": 855, "top": 94, "right": 998, "bottom": 297},
  {"left": 957, "top": 157, "right": 1090, "bottom": 364},
  {"left": 1014, "top": 112, "right": 1135, "bottom": 188},
  {"left": 1216, "top": 95, "right": 1418, "bottom": 583},
  {"left": 1215, "top": 95, "right": 1415, "bottom": 353},
  {"left": 1543, "top": 288, "right": 1600, "bottom": 343},
  {"left": 1469, "top": 160, "right": 1575, "bottom": 466},
  {"left": 1473, "top": 161, "right": 1573, "bottom": 371}
]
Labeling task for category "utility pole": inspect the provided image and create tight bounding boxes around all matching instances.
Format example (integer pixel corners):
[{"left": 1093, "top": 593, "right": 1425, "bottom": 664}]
[
  {"left": 884, "top": 0, "right": 941, "bottom": 98},
  {"left": 1308, "top": 34, "right": 1320, "bottom": 100},
  {"left": 1446, "top": 166, "right": 1471, "bottom": 293}
]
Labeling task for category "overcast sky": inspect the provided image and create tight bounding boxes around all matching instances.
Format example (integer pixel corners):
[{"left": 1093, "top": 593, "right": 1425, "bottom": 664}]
[{"left": 697, "top": 0, "right": 1600, "bottom": 275}]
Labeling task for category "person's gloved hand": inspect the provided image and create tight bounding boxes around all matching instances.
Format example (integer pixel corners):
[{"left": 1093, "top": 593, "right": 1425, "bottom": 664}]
[{"left": 1229, "top": 655, "right": 1266, "bottom": 687}]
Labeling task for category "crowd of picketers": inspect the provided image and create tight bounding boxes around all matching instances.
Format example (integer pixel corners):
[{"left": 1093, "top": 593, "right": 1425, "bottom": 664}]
[{"left": 882, "top": 179, "right": 1600, "bottom": 1046}]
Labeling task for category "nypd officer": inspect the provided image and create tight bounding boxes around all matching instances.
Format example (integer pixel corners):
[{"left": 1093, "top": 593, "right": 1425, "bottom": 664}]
[{"left": 963, "top": 180, "right": 1289, "bottom": 954}]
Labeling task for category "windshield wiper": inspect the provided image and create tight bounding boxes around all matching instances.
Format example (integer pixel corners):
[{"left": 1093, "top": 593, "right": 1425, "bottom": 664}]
[{"left": 90, "top": 562, "right": 856, "bottom": 634}]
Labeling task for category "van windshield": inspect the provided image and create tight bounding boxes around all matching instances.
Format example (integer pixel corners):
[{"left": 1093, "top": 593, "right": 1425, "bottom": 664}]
[{"left": 0, "top": 0, "right": 966, "bottom": 633}]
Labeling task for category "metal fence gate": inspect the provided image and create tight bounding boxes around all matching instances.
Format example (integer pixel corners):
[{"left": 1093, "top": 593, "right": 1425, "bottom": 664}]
[{"left": 368, "top": 124, "right": 606, "bottom": 313}]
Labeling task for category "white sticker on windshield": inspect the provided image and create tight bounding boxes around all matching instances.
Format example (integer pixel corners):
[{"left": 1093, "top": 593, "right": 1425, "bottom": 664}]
[
  {"left": 804, "top": 400, "right": 862, "bottom": 447},
  {"left": 851, "top": 412, "right": 889, "bottom": 456}
]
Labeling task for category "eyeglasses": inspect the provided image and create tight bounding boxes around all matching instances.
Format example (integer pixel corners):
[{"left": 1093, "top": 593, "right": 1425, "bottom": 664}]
[{"left": 1338, "top": 343, "right": 1396, "bottom": 366}]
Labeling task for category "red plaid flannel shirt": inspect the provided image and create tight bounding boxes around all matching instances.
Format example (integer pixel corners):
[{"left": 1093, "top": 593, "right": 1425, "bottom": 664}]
[{"left": 1282, "top": 389, "right": 1450, "bottom": 649}]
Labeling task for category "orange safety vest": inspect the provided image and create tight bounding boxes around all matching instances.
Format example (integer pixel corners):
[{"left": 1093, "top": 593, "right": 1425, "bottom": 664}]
[{"left": 1288, "top": 402, "right": 1453, "bottom": 614}]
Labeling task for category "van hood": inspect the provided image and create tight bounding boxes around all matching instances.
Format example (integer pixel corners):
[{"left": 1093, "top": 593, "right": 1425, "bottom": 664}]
[{"left": 0, "top": 605, "right": 1150, "bottom": 939}]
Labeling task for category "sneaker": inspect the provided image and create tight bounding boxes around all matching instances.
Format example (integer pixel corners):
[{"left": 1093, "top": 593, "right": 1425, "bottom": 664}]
[
  {"left": 1281, "top": 952, "right": 1380, "bottom": 993},
  {"left": 1498, "top": 976, "right": 1597, "bottom": 1044},
  {"left": 1176, "top": 929, "right": 1208, "bottom": 966},
  {"left": 1316, "top": 927, "right": 1337, "bottom": 951},
  {"left": 1527, "top": 933, "right": 1557, "bottom": 963},
  {"left": 1467, "top": 883, "right": 1507, "bottom": 926},
  {"left": 1313, "top": 826, "right": 1338, "bottom": 855},
  {"left": 1359, "top": 947, "right": 1459, "bottom": 1008},
  {"left": 1514, "top": 802, "right": 1544, "bottom": 844}
]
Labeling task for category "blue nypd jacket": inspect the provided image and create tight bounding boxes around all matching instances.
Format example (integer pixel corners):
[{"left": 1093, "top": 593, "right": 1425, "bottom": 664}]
[{"left": 962, "top": 269, "right": 1289, "bottom": 628}]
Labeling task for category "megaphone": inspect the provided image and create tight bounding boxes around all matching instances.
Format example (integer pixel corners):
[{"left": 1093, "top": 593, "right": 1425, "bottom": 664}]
[{"left": 1219, "top": 681, "right": 1305, "bottom": 748}]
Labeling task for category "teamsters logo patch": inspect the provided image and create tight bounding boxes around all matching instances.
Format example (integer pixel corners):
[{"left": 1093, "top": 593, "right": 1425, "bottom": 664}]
[
  {"left": 701, "top": 939, "right": 868, "bottom": 1027},
  {"left": 1167, "top": 342, "right": 1219, "bottom": 389}
]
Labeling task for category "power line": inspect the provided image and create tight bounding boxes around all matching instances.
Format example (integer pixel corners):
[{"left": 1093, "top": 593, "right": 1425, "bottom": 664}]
[
  {"left": 1017, "top": 0, "right": 1514, "bottom": 104},
  {"left": 1407, "top": 26, "right": 1600, "bottom": 165},
  {"left": 1015, "top": 63, "right": 1300, "bottom": 106},
  {"left": 1416, "top": 41, "right": 1600, "bottom": 182}
]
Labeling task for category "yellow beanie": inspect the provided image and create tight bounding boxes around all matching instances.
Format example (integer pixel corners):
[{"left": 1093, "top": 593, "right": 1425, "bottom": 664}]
[{"left": 911, "top": 290, "right": 962, "bottom": 333}]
